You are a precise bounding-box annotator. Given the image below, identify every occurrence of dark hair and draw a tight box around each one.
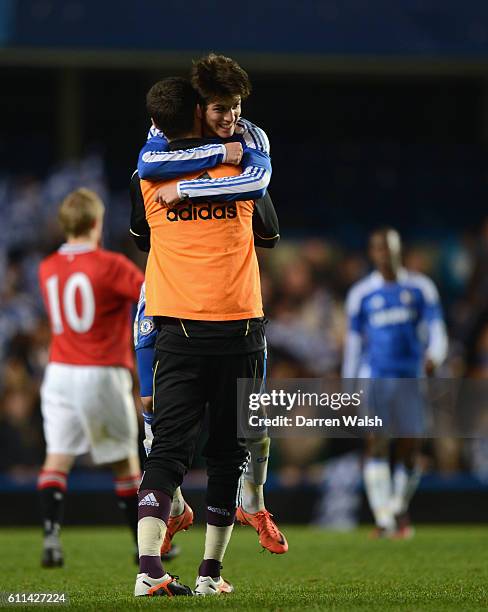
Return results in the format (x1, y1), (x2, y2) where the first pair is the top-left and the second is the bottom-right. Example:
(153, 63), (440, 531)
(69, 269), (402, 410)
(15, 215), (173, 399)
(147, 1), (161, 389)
(146, 77), (199, 138)
(191, 53), (251, 104)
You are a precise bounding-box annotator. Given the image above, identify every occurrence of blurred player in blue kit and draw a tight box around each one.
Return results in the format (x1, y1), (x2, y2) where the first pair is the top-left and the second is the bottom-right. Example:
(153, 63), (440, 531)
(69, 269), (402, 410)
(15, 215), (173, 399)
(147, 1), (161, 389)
(343, 228), (448, 537)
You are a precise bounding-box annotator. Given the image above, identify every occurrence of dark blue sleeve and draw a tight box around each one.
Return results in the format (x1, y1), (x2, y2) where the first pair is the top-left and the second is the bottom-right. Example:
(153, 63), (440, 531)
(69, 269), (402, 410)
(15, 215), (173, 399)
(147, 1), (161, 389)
(179, 146), (272, 204)
(137, 135), (227, 180)
(241, 147), (272, 172)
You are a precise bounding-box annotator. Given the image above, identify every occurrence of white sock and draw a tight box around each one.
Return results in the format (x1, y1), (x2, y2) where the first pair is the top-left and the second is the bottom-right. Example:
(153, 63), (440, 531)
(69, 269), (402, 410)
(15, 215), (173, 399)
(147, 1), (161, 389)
(391, 463), (421, 516)
(242, 437), (270, 513)
(363, 458), (394, 529)
(170, 487), (185, 517)
(242, 480), (265, 513)
(203, 524), (234, 563)
(137, 516), (166, 556)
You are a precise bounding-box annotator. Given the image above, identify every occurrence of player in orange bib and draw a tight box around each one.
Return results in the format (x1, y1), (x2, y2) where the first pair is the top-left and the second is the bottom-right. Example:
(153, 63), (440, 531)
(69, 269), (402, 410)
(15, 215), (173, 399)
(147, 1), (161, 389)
(131, 55), (287, 571)
(133, 75), (283, 598)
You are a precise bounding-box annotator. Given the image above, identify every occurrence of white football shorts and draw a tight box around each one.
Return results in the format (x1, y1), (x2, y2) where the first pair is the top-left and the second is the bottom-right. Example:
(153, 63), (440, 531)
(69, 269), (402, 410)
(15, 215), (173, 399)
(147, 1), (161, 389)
(40, 363), (139, 464)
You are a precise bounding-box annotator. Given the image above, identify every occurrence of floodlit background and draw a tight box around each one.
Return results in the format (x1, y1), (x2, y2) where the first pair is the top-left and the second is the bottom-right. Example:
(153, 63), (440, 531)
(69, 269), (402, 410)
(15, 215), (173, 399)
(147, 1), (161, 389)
(1, 0), (488, 527)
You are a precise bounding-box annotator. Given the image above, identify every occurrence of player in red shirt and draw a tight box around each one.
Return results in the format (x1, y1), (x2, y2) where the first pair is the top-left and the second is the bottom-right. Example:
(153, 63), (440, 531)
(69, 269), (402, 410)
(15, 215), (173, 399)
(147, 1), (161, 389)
(37, 188), (144, 567)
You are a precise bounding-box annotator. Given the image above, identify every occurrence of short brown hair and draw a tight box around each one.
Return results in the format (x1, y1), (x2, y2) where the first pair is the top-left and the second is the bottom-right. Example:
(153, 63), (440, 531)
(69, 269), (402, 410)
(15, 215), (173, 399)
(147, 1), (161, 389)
(58, 188), (104, 237)
(191, 53), (251, 104)
(146, 77), (199, 138)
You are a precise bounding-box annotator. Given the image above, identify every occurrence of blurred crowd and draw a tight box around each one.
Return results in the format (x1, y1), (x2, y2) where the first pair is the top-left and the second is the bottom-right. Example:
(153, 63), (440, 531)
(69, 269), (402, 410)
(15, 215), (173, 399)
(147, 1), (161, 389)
(1, 158), (488, 497)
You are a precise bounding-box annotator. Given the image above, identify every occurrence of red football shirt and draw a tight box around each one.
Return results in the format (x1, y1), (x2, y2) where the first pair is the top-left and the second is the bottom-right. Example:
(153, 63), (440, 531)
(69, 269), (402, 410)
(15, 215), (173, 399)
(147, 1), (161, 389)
(39, 243), (144, 368)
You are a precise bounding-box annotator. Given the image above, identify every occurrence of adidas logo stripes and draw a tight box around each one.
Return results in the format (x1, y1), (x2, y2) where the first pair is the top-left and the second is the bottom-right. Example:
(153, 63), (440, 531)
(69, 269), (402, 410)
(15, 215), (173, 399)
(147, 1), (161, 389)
(138, 492), (159, 507)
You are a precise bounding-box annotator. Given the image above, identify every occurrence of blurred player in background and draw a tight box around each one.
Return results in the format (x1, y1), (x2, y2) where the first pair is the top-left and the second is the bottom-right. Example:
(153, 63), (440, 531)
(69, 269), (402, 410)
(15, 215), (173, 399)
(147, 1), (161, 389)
(343, 227), (448, 537)
(130, 53), (286, 560)
(38, 189), (144, 567)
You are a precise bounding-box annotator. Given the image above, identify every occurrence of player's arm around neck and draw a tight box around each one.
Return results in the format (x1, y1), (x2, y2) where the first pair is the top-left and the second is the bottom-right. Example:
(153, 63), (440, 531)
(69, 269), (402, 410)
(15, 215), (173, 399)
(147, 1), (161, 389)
(176, 120), (272, 203)
(139, 119), (270, 202)
(138, 128), (231, 181)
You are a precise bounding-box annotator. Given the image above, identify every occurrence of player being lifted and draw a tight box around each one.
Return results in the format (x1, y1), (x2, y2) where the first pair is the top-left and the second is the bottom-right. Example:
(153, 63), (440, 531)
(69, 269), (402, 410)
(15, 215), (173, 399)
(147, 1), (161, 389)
(38, 189), (144, 567)
(343, 228), (448, 538)
(130, 53), (287, 557)
(131, 74), (282, 596)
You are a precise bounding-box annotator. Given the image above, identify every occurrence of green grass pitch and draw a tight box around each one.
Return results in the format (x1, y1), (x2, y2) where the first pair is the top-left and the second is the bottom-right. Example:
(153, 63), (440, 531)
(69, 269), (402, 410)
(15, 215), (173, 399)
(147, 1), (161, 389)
(0, 525), (487, 610)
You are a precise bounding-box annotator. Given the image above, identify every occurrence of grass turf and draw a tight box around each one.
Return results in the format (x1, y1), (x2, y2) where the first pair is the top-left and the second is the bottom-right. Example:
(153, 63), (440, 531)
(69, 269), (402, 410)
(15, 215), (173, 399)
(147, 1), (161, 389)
(0, 525), (487, 610)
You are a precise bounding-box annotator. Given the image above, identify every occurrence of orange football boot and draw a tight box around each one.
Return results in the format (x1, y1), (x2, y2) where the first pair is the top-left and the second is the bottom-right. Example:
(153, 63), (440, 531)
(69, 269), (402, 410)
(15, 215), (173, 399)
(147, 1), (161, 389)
(236, 507), (288, 554)
(392, 513), (415, 540)
(161, 502), (194, 554)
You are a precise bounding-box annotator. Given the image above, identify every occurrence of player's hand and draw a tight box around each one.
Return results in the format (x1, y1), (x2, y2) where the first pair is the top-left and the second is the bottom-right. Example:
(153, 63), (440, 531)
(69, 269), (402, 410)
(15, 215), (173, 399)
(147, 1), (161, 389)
(224, 142), (243, 165)
(155, 184), (184, 208)
(425, 358), (436, 377)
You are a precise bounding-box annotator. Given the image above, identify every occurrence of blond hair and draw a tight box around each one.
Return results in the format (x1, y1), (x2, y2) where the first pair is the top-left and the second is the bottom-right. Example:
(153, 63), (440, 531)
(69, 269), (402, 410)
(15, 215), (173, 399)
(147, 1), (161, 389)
(58, 188), (105, 238)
